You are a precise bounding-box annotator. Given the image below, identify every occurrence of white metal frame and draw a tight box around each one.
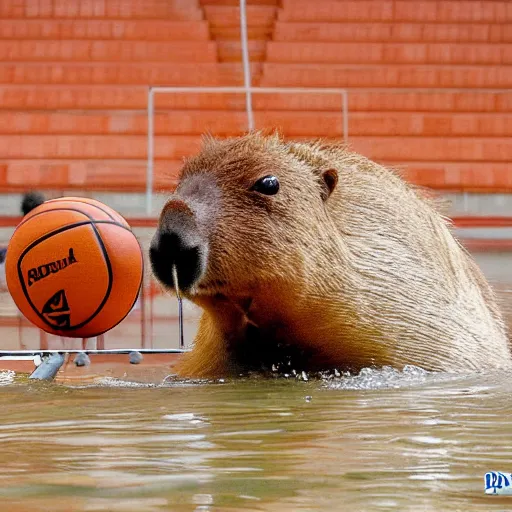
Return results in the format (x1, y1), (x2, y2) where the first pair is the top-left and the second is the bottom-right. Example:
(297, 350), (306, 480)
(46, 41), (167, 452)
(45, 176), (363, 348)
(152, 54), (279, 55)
(145, 0), (348, 214)
(146, 86), (349, 215)
(239, 0), (254, 131)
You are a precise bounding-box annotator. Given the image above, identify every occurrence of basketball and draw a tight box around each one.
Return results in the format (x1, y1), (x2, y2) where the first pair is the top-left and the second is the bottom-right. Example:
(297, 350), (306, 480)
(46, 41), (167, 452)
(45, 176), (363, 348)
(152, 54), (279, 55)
(5, 197), (143, 338)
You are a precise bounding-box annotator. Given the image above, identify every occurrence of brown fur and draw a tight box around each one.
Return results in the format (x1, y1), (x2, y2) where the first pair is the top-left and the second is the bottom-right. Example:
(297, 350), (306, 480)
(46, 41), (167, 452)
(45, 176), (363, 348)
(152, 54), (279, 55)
(159, 133), (511, 377)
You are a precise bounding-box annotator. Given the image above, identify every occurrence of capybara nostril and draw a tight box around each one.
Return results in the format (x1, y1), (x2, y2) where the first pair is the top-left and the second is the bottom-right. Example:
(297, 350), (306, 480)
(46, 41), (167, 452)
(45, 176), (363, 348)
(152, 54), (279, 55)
(150, 230), (205, 292)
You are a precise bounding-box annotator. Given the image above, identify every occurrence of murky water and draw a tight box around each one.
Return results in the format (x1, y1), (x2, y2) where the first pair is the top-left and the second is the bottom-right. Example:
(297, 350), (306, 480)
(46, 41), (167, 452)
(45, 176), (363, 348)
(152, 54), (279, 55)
(0, 368), (511, 511)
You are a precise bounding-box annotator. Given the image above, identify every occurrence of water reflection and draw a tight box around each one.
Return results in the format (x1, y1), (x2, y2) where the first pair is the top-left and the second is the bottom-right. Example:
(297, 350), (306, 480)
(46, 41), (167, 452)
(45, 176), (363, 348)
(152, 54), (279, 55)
(0, 370), (511, 511)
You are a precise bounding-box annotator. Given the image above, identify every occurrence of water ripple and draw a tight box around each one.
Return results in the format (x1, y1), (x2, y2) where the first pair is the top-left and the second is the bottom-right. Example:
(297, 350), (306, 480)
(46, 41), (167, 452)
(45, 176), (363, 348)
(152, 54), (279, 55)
(0, 372), (510, 510)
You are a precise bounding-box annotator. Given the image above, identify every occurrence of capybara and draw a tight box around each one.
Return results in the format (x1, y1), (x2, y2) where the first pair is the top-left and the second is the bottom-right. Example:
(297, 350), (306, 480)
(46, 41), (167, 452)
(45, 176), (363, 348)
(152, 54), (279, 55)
(150, 133), (511, 377)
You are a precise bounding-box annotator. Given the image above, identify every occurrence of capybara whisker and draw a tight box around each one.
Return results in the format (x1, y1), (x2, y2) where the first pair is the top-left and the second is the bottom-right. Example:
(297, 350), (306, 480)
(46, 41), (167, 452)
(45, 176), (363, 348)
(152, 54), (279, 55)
(172, 265), (185, 350)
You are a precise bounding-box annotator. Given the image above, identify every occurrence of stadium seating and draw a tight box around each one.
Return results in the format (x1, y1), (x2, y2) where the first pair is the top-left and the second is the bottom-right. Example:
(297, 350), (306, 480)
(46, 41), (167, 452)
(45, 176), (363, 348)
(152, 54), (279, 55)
(202, 1), (278, 64)
(0, 0), (510, 193)
(260, 0), (512, 191)
(0, 0), (245, 191)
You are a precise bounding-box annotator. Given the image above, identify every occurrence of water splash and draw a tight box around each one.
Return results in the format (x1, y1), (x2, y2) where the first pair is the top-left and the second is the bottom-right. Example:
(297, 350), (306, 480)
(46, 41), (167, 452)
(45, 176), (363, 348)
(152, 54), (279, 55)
(0, 371), (15, 386)
(83, 377), (158, 388)
(323, 365), (439, 390)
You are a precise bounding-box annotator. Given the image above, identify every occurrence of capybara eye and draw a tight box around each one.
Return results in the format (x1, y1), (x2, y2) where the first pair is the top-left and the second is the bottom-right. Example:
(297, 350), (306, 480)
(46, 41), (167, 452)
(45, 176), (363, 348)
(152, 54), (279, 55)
(251, 175), (280, 196)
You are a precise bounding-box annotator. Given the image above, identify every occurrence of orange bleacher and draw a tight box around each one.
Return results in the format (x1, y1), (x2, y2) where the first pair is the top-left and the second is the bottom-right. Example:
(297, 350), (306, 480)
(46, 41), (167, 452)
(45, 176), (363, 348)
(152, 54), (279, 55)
(0, 0), (245, 192)
(261, 0), (512, 191)
(201, 0), (278, 65)
(0, 0), (510, 193)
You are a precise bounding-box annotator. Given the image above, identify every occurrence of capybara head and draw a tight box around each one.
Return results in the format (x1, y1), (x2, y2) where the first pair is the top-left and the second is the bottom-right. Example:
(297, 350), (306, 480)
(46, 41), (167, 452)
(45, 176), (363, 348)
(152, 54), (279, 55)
(150, 133), (338, 299)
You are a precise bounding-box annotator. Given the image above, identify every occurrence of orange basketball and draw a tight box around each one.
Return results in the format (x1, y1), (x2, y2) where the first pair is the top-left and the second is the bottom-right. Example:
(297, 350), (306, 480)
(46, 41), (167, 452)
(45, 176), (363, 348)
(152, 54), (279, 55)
(5, 197), (143, 338)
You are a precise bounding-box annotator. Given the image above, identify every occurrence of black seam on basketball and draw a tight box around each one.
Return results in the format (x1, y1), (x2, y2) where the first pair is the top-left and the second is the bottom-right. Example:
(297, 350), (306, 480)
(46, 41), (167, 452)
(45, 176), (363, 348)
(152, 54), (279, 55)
(45, 198), (120, 223)
(16, 220), (121, 332)
(84, 237), (144, 337)
(15, 220), (133, 265)
(16, 208), (131, 234)
(16, 206), (128, 232)
(84, 221), (114, 333)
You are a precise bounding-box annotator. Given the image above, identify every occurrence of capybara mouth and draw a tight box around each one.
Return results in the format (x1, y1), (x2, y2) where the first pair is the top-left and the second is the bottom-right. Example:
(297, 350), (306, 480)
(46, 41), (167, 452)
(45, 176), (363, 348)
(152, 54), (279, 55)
(195, 280), (230, 295)
(149, 232), (204, 292)
(193, 290), (256, 320)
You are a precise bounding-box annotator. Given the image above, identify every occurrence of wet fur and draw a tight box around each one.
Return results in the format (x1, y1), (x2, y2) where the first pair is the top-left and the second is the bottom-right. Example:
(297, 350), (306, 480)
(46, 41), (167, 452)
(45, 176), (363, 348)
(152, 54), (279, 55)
(163, 133), (510, 376)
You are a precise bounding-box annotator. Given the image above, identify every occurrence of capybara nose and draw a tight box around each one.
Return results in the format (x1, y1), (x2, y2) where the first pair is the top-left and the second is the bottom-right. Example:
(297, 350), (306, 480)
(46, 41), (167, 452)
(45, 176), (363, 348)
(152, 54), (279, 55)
(149, 199), (207, 292)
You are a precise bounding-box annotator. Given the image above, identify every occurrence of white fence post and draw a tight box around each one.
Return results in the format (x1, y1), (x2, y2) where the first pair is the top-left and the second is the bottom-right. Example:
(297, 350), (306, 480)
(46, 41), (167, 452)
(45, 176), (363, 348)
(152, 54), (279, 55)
(239, 0), (254, 131)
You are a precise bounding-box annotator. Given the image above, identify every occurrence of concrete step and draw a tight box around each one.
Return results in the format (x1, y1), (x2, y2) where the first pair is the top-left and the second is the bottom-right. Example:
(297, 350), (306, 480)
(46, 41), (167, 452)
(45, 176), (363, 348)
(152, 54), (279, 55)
(0, 87), (509, 112)
(217, 40), (267, 62)
(0, 62), (260, 85)
(273, 21), (511, 43)
(0, 20), (211, 40)
(204, 5), (277, 27)
(261, 63), (512, 88)
(0, 0), (204, 20)
(2, 111), (511, 137)
(0, 134), (509, 162)
(0, 40), (218, 62)
(279, 0), (512, 23)
(267, 42), (512, 65)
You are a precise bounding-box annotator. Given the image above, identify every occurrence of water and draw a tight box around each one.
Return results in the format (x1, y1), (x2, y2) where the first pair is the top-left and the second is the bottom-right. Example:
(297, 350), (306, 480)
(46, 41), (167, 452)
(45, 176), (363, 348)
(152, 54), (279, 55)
(0, 368), (511, 511)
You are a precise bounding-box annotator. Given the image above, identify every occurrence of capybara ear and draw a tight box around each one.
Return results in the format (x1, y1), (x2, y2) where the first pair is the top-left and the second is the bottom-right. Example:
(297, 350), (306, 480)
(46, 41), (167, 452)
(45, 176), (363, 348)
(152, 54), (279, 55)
(320, 168), (338, 201)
